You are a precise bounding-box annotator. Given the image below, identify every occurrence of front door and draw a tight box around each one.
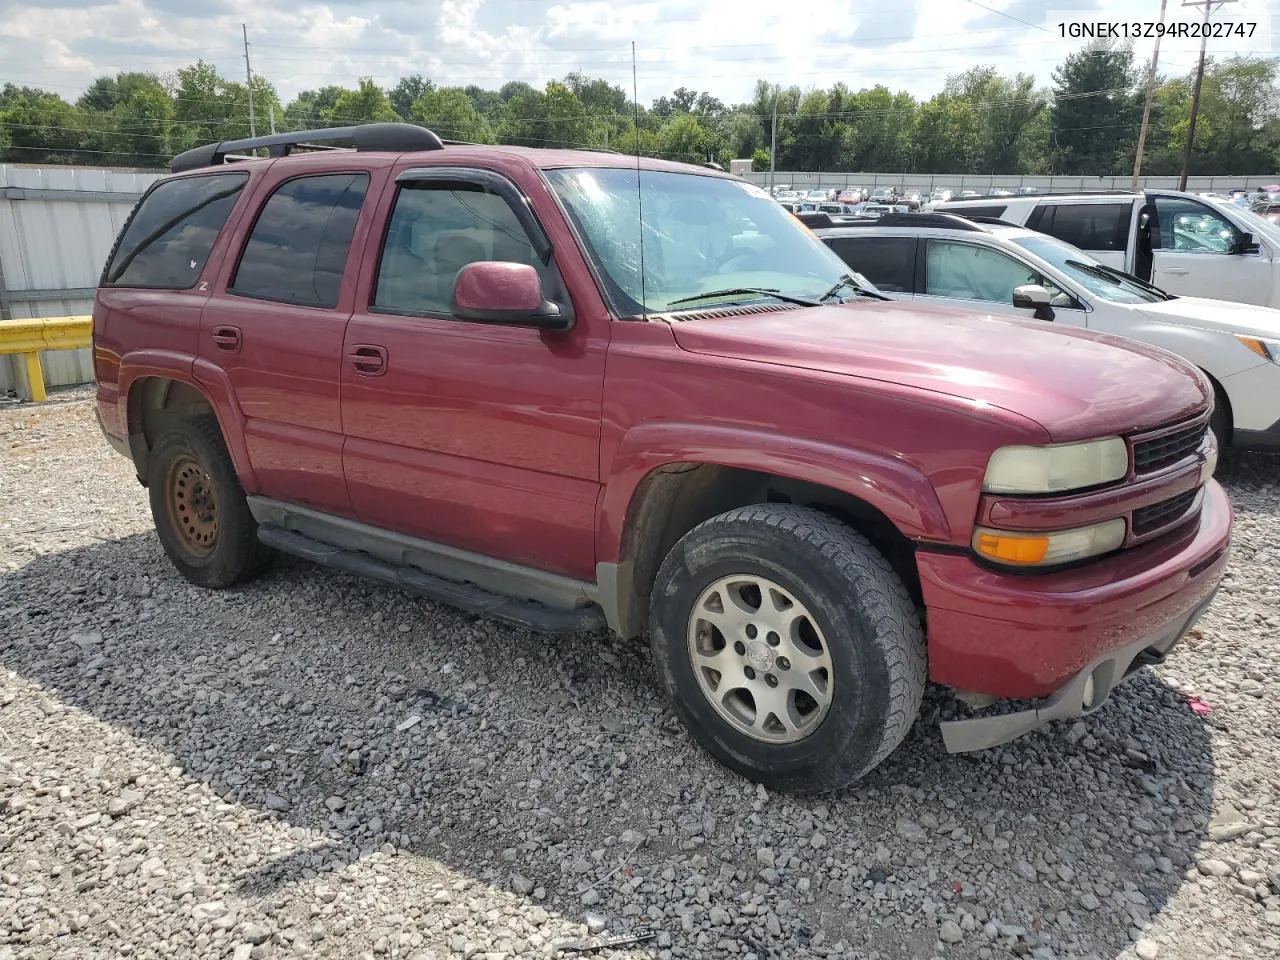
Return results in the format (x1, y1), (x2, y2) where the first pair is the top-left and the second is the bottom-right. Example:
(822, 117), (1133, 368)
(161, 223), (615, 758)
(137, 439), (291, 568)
(201, 169), (380, 515)
(914, 238), (1087, 328)
(1149, 194), (1273, 305)
(340, 167), (607, 582)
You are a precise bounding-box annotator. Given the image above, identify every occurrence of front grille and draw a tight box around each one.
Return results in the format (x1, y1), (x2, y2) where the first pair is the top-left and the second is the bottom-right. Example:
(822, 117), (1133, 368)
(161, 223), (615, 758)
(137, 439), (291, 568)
(1133, 422), (1205, 474)
(1132, 489), (1198, 536)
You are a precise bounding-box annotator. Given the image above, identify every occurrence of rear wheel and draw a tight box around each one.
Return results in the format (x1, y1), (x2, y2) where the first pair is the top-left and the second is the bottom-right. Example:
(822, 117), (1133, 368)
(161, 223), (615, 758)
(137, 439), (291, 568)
(648, 504), (926, 794)
(147, 415), (271, 588)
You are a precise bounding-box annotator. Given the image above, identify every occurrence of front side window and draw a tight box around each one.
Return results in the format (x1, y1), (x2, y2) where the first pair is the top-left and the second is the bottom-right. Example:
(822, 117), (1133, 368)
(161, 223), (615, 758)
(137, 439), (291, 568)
(103, 173), (247, 288)
(546, 168), (855, 315)
(924, 240), (1066, 305)
(374, 181), (544, 317)
(1034, 203), (1131, 251)
(231, 173), (369, 308)
(1153, 196), (1238, 253)
(826, 236), (916, 292)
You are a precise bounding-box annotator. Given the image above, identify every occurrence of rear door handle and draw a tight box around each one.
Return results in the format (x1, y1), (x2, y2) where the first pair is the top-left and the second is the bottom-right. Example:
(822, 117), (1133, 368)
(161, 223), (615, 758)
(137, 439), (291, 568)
(212, 325), (242, 352)
(1163, 267), (1190, 276)
(348, 344), (388, 376)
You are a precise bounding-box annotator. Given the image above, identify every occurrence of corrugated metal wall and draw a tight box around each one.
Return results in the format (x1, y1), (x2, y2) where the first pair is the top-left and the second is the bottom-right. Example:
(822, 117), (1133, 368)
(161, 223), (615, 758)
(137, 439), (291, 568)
(0, 164), (161, 394)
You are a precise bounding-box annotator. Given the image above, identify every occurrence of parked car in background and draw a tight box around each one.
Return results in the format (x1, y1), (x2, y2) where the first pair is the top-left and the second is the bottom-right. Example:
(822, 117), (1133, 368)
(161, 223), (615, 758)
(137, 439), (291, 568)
(91, 121), (1231, 791)
(987, 187), (1014, 197)
(850, 202), (894, 219)
(837, 189), (862, 205)
(935, 189), (1280, 308)
(1016, 187), (1040, 195)
(812, 211), (1280, 450)
(958, 190), (980, 199)
(869, 187), (898, 203)
(1254, 203), (1280, 225)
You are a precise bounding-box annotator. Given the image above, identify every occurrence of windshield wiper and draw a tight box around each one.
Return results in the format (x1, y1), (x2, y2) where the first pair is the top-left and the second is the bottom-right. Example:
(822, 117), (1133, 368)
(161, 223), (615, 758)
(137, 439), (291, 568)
(1065, 260), (1172, 299)
(666, 287), (819, 308)
(818, 272), (890, 302)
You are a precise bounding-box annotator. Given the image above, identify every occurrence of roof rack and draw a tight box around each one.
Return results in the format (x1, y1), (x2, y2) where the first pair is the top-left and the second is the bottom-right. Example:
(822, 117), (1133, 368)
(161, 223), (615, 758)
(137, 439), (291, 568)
(876, 212), (986, 231)
(960, 215), (1023, 228)
(170, 122), (445, 173)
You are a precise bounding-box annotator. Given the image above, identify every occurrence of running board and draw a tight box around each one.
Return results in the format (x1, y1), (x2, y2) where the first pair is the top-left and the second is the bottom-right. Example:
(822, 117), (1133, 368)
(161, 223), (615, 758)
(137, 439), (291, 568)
(257, 524), (606, 635)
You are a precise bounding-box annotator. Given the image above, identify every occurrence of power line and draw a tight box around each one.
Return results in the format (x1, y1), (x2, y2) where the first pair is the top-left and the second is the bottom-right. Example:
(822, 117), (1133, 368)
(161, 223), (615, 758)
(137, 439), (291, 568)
(961, 0), (1052, 33)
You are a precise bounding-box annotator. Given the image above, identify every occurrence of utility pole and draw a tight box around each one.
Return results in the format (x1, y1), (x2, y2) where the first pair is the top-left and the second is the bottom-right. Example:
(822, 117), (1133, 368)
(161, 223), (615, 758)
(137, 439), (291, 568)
(1178, 0), (1236, 190)
(242, 23), (256, 138)
(269, 105), (276, 135)
(769, 84), (779, 194)
(1132, 0), (1168, 190)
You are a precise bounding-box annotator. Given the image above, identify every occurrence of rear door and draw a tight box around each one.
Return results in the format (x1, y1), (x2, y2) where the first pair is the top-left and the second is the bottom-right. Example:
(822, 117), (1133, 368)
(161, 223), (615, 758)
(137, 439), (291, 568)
(201, 164), (388, 515)
(1148, 194), (1274, 305)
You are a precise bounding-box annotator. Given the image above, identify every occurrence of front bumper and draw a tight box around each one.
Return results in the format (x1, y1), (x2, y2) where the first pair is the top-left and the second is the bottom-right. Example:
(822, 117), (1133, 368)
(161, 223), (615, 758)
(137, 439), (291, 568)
(938, 587), (1216, 752)
(918, 479), (1232, 701)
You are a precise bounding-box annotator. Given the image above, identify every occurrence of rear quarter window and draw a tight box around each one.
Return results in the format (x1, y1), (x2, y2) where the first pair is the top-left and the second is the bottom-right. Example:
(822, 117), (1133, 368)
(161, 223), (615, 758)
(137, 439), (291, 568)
(824, 236), (917, 292)
(102, 173), (248, 289)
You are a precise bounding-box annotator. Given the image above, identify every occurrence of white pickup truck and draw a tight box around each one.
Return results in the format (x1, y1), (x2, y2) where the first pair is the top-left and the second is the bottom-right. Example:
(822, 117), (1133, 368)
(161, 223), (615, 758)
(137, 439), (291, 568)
(934, 189), (1280, 308)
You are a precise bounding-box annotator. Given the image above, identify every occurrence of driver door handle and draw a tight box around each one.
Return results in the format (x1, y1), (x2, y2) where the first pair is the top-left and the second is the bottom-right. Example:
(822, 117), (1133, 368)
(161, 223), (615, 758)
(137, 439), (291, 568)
(348, 344), (388, 376)
(1163, 267), (1189, 276)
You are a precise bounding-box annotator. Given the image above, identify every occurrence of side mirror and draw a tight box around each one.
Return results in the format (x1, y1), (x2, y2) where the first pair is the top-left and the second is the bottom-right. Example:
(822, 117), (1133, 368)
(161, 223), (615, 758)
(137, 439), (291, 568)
(451, 261), (572, 331)
(1232, 231), (1260, 255)
(1012, 284), (1055, 321)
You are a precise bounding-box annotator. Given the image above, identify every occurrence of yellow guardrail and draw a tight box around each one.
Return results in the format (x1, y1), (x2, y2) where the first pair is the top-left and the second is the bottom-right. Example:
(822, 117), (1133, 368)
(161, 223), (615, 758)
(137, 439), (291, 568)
(0, 316), (92, 403)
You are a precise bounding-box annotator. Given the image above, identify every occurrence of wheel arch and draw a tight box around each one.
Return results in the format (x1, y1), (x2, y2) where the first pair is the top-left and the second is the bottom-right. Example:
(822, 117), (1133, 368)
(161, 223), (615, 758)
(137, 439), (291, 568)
(597, 441), (946, 638)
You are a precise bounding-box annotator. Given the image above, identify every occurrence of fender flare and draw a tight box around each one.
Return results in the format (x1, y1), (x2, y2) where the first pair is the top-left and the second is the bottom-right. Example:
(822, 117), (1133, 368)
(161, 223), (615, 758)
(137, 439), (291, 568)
(116, 351), (258, 491)
(596, 421), (952, 564)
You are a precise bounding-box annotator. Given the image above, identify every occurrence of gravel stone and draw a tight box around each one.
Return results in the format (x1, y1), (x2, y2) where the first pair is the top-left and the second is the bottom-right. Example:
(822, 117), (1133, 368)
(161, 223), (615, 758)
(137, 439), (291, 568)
(3, 395), (1279, 960)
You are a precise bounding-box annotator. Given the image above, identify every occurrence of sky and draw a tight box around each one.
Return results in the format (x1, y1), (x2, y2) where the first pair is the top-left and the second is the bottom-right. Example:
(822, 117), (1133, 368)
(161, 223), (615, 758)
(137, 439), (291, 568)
(0, 0), (1275, 108)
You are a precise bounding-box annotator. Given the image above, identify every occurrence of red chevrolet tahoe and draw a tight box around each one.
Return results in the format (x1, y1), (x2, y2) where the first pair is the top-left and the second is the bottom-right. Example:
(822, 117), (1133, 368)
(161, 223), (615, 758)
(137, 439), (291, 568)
(92, 123), (1232, 793)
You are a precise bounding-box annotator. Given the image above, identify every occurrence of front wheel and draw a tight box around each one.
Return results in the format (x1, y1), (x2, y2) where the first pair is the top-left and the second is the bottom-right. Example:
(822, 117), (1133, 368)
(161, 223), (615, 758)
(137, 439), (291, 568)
(648, 504), (926, 794)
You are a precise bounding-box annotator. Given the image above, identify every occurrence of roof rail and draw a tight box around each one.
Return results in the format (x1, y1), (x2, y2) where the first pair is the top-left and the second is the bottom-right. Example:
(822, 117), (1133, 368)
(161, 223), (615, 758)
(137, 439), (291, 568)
(960, 215), (1023, 227)
(876, 212), (986, 231)
(170, 122), (444, 173)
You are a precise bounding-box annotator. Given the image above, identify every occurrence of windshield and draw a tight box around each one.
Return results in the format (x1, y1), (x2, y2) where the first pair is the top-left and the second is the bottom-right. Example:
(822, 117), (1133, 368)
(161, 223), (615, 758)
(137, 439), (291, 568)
(1013, 234), (1164, 304)
(546, 168), (859, 315)
(1208, 197), (1280, 245)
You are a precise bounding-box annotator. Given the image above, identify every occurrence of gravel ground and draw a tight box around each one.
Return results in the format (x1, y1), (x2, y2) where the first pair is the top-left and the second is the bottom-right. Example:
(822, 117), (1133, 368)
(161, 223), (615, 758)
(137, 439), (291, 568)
(2, 391), (1280, 960)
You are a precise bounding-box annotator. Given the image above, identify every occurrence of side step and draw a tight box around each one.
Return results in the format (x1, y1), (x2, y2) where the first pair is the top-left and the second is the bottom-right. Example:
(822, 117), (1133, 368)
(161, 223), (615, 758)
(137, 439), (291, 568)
(257, 524), (606, 635)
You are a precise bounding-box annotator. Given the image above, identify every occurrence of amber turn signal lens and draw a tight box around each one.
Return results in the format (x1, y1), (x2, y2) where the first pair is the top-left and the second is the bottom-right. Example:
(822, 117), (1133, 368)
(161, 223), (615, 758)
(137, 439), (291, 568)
(974, 532), (1050, 565)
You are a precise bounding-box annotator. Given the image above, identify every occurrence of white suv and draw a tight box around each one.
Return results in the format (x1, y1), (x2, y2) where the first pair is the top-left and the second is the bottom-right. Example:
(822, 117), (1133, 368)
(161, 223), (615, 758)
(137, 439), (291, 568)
(810, 212), (1280, 451)
(933, 189), (1280, 309)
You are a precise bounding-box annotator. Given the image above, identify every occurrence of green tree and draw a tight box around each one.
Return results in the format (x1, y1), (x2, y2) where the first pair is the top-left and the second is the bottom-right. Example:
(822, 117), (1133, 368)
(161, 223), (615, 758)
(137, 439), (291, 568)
(843, 85), (916, 171)
(660, 112), (713, 163)
(463, 85), (505, 125)
(388, 74), (432, 120)
(325, 78), (399, 125)
(1050, 42), (1140, 174)
(1193, 56), (1280, 173)
(751, 147), (771, 171)
(0, 86), (86, 163)
(411, 87), (494, 143)
(79, 72), (175, 167)
(171, 61), (256, 146)
(946, 67), (1046, 173)
(284, 86), (347, 130)
(914, 93), (981, 172)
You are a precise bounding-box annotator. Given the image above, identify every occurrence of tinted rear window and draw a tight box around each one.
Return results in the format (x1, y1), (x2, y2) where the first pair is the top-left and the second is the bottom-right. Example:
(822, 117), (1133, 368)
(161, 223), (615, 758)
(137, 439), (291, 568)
(103, 173), (247, 288)
(231, 173), (370, 308)
(1031, 202), (1131, 251)
(825, 236), (917, 292)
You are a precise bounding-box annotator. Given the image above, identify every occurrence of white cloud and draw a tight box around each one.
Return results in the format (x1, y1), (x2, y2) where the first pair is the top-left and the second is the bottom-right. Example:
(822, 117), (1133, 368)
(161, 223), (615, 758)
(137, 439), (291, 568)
(0, 0), (1273, 106)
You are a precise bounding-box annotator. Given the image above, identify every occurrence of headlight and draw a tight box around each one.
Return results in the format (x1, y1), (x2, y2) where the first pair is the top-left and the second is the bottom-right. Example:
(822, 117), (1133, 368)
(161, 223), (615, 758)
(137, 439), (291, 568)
(1236, 334), (1280, 364)
(974, 518), (1126, 567)
(982, 438), (1128, 495)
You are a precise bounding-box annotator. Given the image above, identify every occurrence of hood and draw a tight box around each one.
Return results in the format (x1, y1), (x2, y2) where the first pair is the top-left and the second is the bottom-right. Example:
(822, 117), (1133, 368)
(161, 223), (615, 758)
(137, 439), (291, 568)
(1136, 296), (1280, 339)
(669, 301), (1209, 442)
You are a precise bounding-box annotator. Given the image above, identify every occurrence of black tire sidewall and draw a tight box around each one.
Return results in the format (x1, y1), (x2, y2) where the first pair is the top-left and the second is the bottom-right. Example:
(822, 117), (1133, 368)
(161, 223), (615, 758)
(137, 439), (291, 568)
(651, 526), (896, 791)
(147, 418), (260, 588)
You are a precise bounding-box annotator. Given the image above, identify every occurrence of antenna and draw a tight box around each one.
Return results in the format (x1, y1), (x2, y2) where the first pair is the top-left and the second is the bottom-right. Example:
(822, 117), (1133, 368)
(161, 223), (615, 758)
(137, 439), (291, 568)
(242, 23), (256, 138)
(632, 41), (648, 320)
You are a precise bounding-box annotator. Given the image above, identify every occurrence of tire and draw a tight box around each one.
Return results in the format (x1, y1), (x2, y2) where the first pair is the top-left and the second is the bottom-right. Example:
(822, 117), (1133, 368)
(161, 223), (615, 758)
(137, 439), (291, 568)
(147, 415), (271, 589)
(1210, 394), (1231, 454)
(648, 504), (926, 794)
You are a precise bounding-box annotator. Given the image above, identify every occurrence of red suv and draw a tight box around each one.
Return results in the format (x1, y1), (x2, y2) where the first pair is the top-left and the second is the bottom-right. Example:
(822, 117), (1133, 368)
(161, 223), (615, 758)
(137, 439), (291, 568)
(93, 123), (1231, 792)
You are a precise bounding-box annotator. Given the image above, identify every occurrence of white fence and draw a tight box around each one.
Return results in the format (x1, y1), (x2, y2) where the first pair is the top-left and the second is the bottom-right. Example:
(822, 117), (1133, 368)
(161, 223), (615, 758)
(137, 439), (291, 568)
(0, 164), (160, 396)
(745, 172), (1279, 192)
